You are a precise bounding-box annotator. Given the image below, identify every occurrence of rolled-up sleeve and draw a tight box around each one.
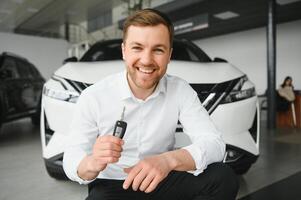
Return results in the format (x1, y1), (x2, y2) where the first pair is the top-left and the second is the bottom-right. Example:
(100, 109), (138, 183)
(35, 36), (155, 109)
(179, 82), (226, 175)
(63, 90), (99, 184)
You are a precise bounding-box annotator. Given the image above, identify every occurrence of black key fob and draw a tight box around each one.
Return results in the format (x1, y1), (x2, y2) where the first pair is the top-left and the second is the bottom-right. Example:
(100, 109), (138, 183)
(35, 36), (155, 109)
(113, 120), (127, 139)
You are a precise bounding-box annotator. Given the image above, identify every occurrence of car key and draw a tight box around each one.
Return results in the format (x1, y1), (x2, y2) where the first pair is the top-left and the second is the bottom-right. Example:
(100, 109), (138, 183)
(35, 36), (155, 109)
(113, 106), (127, 139)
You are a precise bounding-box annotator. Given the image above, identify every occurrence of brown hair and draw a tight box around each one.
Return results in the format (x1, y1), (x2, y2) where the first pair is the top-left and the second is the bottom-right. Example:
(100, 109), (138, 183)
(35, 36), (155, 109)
(281, 76), (293, 88)
(123, 8), (174, 48)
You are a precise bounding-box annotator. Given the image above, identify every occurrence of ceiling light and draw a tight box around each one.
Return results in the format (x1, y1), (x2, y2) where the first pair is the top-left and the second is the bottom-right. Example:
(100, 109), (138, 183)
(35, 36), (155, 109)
(277, 0), (301, 5)
(214, 11), (239, 20)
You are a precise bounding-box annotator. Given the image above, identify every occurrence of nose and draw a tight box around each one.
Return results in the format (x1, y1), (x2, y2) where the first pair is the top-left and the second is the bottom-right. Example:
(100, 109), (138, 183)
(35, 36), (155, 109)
(139, 50), (153, 66)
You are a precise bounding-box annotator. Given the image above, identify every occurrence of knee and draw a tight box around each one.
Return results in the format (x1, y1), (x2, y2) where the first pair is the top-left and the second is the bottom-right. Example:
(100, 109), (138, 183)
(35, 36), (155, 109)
(208, 163), (239, 195)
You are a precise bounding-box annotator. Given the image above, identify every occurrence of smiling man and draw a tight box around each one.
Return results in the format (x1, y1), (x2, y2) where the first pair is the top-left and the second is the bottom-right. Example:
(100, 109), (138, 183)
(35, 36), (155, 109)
(63, 9), (239, 200)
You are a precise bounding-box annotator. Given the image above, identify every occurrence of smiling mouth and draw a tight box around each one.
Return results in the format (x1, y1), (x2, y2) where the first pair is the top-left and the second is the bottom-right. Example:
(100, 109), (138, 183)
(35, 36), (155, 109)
(137, 67), (155, 74)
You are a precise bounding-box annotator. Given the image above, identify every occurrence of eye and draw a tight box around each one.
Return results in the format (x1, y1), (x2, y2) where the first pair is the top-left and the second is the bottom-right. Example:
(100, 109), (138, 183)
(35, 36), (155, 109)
(132, 46), (142, 51)
(154, 48), (164, 54)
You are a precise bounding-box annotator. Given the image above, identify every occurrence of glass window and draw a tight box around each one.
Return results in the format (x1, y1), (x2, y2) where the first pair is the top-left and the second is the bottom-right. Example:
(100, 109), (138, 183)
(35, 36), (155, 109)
(171, 41), (211, 62)
(171, 43), (192, 61)
(16, 59), (34, 79)
(28, 63), (40, 77)
(81, 41), (122, 61)
(0, 57), (20, 79)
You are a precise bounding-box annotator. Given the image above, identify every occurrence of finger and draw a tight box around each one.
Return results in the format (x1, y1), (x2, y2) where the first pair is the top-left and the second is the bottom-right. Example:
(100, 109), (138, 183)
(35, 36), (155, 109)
(97, 135), (124, 145)
(96, 156), (119, 164)
(95, 150), (121, 158)
(145, 176), (162, 193)
(95, 142), (123, 152)
(123, 166), (142, 190)
(139, 173), (156, 192)
(132, 170), (148, 191)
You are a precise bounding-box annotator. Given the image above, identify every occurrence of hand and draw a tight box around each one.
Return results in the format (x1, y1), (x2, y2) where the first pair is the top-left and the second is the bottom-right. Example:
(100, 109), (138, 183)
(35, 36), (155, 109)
(90, 135), (124, 171)
(78, 135), (124, 180)
(123, 154), (172, 193)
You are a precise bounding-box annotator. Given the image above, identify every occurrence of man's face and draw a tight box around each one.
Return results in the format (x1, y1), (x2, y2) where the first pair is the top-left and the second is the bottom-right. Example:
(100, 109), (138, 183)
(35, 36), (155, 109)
(122, 24), (172, 92)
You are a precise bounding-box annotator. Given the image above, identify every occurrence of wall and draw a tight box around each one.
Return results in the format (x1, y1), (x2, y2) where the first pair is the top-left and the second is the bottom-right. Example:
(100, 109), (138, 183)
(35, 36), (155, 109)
(194, 19), (301, 95)
(0, 32), (69, 80)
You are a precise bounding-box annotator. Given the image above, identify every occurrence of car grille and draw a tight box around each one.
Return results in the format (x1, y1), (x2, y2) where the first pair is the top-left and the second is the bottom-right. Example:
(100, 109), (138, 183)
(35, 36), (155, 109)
(249, 110), (258, 143)
(65, 79), (92, 93)
(65, 77), (243, 134)
(65, 77), (240, 115)
(175, 78), (240, 132)
(190, 77), (241, 114)
(44, 113), (54, 145)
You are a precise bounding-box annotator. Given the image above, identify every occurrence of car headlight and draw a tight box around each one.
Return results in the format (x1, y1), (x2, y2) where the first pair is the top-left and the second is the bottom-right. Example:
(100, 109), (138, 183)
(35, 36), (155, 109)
(221, 75), (256, 104)
(43, 75), (80, 103)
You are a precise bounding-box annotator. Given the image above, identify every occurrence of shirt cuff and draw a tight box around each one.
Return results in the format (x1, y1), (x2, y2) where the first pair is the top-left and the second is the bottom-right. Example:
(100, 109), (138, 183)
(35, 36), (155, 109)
(182, 144), (207, 176)
(63, 150), (96, 185)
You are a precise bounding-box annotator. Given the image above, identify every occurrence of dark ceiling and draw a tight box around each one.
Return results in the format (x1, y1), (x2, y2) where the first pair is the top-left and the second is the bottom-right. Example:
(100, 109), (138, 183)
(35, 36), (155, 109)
(0, 0), (300, 41)
(161, 0), (301, 40)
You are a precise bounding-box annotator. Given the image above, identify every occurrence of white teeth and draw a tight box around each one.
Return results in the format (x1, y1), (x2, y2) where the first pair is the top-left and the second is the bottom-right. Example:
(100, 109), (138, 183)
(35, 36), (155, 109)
(138, 68), (154, 74)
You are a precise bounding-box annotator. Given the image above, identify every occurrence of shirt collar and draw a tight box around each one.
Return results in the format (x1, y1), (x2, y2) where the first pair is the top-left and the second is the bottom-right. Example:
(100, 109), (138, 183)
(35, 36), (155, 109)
(119, 70), (167, 101)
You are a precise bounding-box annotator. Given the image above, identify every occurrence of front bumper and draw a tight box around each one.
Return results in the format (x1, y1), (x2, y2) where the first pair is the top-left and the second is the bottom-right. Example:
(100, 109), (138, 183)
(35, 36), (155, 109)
(175, 96), (259, 154)
(40, 95), (75, 159)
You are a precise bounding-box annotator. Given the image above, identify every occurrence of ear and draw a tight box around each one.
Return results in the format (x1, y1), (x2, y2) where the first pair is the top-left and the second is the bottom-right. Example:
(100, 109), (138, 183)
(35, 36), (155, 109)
(121, 43), (125, 60)
(168, 48), (173, 63)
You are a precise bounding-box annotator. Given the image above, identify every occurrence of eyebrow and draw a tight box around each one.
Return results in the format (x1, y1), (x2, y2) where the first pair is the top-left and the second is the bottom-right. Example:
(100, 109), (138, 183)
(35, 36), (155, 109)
(129, 42), (168, 50)
(129, 42), (143, 46)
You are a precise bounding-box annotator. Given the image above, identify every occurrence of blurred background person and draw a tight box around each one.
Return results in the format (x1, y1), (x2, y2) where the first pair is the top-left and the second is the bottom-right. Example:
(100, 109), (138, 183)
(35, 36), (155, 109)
(278, 76), (295, 102)
(277, 76), (296, 127)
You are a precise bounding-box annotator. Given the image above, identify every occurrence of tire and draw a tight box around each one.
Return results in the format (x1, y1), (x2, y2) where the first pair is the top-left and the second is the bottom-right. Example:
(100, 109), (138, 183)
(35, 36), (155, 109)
(0, 106), (3, 132)
(31, 97), (41, 126)
(44, 160), (69, 180)
(31, 112), (40, 126)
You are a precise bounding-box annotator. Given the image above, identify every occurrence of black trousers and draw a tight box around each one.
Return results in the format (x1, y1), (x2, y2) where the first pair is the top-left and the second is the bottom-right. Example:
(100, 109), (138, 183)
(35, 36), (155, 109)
(86, 162), (239, 200)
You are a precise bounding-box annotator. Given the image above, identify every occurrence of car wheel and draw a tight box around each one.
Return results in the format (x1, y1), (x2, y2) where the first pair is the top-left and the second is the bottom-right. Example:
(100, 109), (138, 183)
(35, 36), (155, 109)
(31, 97), (41, 126)
(0, 108), (2, 132)
(44, 160), (69, 180)
(31, 113), (40, 126)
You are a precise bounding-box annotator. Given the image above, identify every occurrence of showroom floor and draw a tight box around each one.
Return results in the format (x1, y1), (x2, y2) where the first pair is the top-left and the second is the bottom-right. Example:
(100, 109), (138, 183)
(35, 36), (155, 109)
(0, 118), (300, 200)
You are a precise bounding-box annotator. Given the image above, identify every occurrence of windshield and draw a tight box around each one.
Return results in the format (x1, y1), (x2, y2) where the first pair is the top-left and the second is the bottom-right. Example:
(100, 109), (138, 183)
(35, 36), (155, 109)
(80, 39), (212, 62)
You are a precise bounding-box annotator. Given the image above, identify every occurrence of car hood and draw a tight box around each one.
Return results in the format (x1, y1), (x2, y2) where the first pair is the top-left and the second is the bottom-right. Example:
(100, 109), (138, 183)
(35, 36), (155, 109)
(55, 60), (244, 84)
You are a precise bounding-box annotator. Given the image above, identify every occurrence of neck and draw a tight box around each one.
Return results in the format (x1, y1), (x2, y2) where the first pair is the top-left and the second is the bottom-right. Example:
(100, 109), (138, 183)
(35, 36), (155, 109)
(127, 73), (157, 100)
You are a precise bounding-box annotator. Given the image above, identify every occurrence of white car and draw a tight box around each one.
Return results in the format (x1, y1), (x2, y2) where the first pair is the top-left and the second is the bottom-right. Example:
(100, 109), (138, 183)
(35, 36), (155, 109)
(40, 39), (260, 179)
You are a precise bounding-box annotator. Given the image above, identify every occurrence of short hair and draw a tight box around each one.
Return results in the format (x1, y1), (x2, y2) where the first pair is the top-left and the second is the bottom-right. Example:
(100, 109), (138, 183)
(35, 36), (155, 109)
(123, 8), (174, 48)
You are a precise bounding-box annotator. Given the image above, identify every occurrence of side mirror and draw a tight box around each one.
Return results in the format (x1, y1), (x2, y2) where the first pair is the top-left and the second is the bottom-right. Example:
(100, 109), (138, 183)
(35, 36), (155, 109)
(63, 56), (78, 64)
(213, 57), (228, 63)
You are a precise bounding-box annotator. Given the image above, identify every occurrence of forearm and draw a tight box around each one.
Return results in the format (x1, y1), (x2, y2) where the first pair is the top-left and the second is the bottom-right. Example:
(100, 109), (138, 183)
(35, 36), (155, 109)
(162, 149), (196, 171)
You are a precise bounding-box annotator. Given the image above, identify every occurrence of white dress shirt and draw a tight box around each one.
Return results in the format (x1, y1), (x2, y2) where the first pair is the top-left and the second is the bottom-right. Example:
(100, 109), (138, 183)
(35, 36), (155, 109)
(63, 71), (225, 184)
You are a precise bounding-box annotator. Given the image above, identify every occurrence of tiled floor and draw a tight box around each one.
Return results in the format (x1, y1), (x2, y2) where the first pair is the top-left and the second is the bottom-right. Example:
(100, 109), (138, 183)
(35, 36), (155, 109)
(0, 118), (300, 200)
(239, 171), (301, 200)
(237, 124), (301, 198)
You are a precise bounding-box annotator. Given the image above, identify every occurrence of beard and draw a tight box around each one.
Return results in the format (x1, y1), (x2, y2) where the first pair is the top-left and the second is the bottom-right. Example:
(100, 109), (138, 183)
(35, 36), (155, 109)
(127, 61), (166, 88)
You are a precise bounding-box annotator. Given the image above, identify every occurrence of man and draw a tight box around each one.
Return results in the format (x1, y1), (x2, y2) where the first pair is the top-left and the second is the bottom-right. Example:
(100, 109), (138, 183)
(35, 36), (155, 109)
(63, 8), (239, 200)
